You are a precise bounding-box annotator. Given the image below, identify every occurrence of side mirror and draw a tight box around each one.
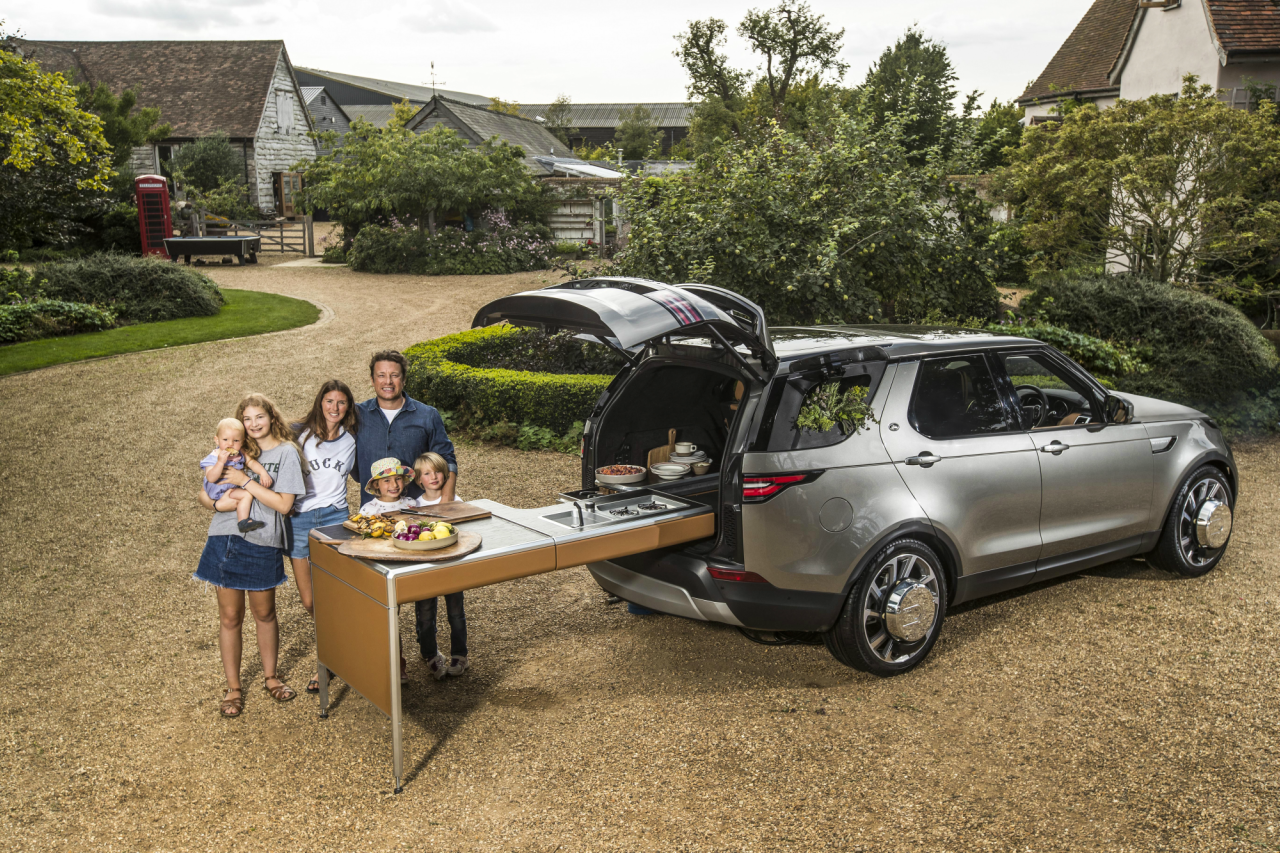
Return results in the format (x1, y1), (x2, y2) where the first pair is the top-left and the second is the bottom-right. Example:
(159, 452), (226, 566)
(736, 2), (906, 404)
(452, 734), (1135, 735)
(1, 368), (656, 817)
(1104, 394), (1132, 424)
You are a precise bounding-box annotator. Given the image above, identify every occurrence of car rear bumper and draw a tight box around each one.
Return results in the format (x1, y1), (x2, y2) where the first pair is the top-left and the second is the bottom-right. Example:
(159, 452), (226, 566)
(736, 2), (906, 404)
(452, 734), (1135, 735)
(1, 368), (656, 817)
(587, 551), (845, 632)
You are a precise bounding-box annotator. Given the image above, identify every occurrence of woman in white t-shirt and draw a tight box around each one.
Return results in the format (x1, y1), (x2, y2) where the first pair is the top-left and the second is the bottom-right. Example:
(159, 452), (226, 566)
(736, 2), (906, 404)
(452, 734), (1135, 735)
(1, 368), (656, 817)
(288, 380), (358, 624)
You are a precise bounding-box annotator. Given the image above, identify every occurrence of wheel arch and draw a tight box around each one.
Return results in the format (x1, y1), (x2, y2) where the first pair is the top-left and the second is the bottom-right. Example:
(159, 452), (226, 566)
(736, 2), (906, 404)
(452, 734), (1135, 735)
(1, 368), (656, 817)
(839, 519), (962, 606)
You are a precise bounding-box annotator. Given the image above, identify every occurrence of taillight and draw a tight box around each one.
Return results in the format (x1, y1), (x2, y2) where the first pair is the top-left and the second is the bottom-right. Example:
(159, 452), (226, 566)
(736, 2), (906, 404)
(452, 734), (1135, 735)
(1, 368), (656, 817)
(741, 470), (822, 502)
(707, 566), (768, 583)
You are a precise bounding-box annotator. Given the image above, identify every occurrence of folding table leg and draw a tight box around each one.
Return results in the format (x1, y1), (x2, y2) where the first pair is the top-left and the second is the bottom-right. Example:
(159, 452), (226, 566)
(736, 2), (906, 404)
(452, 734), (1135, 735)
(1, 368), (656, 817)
(388, 599), (404, 794)
(317, 661), (330, 719)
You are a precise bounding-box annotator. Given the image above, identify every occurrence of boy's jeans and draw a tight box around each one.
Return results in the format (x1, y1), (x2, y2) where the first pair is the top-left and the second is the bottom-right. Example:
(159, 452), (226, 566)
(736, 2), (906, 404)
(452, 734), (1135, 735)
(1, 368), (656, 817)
(415, 593), (468, 659)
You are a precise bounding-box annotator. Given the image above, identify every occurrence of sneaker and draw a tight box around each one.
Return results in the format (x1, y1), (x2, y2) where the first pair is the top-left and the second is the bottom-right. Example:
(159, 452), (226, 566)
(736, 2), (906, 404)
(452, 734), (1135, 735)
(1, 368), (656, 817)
(238, 518), (266, 533)
(446, 655), (470, 676)
(424, 652), (448, 681)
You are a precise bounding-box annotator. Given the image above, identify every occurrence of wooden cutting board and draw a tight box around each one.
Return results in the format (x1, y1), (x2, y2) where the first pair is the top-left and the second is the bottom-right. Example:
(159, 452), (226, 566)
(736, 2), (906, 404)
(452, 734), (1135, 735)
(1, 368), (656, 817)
(342, 501), (492, 533)
(336, 531), (483, 563)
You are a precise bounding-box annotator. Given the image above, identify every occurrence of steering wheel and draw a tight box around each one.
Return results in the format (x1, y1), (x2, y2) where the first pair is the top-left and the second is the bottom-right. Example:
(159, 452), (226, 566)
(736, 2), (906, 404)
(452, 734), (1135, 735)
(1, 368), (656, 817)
(1014, 384), (1050, 428)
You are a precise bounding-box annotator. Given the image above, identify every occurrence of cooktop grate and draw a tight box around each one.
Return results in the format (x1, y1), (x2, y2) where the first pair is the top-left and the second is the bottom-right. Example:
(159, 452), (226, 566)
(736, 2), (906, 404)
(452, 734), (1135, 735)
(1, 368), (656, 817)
(609, 506), (640, 517)
(638, 501), (669, 511)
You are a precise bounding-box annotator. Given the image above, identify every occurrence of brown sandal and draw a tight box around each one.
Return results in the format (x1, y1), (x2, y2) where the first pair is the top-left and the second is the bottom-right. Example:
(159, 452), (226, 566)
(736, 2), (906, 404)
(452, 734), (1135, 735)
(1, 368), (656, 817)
(220, 687), (244, 718)
(265, 676), (296, 702)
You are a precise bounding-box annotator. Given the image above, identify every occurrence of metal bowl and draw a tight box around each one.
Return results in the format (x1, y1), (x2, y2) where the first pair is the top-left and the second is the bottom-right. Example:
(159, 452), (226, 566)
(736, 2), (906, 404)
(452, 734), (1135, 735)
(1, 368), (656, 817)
(391, 532), (459, 551)
(595, 466), (648, 485)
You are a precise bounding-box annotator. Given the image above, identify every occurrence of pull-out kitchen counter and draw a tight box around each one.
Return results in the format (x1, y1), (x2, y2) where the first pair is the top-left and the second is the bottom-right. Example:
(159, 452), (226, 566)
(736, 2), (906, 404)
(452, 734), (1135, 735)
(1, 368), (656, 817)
(309, 495), (714, 792)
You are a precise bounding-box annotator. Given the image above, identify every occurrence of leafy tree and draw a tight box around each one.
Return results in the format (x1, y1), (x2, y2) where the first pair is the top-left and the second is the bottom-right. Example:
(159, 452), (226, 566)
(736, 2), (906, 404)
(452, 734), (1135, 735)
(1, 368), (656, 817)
(0, 48), (112, 249)
(856, 28), (978, 165)
(971, 98), (1023, 172)
(674, 1), (847, 148)
(172, 132), (241, 193)
(610, 109), (1006, 325)
(76, 83), (170, 169)
(542, 94), (576, 148)
(995, 76), (1280, 287)
(298, 120), (545, 238)
(613, 105), (662, 159)
(488, 96), (521, 116)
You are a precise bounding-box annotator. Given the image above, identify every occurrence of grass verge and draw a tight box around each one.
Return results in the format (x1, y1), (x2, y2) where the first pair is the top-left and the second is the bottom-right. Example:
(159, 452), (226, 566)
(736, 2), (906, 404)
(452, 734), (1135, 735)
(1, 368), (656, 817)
(0, 288), (319, 376)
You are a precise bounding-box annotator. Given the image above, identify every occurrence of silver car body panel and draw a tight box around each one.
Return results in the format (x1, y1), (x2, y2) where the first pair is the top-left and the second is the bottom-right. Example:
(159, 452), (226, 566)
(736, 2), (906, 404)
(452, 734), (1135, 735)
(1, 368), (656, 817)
(879, 360), (1045, 575)
(587, 561), (744, 625)
(1114, 391), (1207, 424)
(1031, 422), (1153, 560)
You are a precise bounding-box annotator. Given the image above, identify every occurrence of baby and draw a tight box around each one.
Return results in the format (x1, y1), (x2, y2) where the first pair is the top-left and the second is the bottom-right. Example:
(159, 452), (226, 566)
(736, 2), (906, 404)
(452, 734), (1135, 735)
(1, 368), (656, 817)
(413, 452), (461, 506)
(359, 457), (419, 516)
(201, 417), (273, 533)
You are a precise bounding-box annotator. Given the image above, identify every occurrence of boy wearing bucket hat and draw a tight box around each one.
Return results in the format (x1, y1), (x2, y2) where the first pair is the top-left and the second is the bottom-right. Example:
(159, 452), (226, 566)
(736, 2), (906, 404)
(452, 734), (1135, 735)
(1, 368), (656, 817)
(358, 457), (420, 516)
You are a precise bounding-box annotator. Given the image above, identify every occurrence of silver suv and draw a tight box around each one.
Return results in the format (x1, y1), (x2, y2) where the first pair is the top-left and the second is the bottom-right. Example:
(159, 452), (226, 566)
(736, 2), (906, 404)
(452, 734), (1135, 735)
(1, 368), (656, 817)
(475, 279), (1238, 675)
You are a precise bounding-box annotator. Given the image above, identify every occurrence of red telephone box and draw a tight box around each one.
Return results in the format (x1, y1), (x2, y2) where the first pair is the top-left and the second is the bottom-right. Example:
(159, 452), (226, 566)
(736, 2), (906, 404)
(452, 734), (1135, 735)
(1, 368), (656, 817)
(135, 175), (173, 257)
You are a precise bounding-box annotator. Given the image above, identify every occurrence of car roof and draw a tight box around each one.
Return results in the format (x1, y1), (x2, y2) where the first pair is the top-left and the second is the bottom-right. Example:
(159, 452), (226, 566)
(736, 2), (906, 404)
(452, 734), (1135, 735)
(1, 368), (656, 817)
(770, 325), (1042, 362)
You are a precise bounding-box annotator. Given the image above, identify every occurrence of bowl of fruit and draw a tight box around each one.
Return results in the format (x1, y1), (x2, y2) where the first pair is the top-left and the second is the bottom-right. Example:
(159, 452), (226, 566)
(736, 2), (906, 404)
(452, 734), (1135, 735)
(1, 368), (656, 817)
(595, 464), (647, 486)
(390, 519), (459, 551)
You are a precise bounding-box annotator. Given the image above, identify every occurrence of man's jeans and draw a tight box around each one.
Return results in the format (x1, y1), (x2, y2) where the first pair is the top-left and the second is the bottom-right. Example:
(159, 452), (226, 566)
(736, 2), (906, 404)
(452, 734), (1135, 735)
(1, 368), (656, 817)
(415, 593), (468, 659)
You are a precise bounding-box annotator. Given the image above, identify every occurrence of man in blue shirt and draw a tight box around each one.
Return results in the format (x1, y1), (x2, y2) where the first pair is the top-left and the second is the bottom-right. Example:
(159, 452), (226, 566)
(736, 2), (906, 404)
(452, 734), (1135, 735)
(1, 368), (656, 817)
(353, 350), (456, 506)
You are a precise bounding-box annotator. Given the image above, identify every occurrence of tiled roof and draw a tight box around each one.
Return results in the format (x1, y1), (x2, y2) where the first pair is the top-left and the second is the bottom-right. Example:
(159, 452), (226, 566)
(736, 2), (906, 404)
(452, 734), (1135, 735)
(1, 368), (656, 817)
(416, 97), (569, 156)
(1018, 0), (1137, 103)
(345, 104), (401, 129)
(13, 39), (287, 138)
(1207, 0), (1280, 56)
(295, 67), (490, 107)
(517, 103), (693, 128)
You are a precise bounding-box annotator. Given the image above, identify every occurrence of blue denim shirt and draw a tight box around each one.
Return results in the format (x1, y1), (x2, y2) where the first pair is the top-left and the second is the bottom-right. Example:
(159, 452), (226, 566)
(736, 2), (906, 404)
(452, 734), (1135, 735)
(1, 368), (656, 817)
(353, 396), (457, 505)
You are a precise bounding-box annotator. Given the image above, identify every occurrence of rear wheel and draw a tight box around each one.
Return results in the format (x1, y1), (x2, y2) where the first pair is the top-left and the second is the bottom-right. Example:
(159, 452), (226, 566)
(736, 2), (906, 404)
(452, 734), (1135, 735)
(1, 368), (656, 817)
(824, 538), (947, 676)
(1147, 464), (1234, 577)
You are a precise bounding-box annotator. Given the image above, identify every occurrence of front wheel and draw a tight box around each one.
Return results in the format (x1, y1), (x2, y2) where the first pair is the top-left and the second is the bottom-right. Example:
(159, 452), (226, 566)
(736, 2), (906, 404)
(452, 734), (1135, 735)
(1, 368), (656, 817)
(1147, 464), (1234, 577)
(824, 538), (948, 676)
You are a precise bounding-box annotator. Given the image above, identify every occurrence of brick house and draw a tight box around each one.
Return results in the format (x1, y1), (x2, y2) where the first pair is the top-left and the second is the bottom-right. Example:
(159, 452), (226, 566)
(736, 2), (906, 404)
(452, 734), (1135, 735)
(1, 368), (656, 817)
(12, 39), (317, 215)
(1018, 0), (1280, 121)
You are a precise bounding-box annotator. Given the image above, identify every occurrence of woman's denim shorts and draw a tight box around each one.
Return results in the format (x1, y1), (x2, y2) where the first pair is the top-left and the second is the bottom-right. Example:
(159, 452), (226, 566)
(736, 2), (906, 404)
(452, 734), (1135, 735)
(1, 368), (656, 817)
(195, 535), (286, 591)
(286, 503), (349, 560)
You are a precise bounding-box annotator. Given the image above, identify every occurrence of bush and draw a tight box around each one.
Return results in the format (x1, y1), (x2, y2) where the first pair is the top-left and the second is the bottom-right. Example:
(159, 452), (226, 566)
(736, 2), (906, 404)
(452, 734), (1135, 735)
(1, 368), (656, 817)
(321, 244), (346, 264)
(18, 247), (87, 264)
(1025, 275), (1279, 431)
(0, 299), (116, 343)
(404, 325), (618, 438)
(349, 220), (553, 276)
(33, 254), (223, 323)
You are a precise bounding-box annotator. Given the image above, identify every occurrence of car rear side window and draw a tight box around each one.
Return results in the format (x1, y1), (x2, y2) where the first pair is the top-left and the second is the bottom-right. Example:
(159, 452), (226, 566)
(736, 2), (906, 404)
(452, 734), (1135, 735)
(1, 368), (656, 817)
(750, 362), (886, 452)
(909, 354), (1011, 438)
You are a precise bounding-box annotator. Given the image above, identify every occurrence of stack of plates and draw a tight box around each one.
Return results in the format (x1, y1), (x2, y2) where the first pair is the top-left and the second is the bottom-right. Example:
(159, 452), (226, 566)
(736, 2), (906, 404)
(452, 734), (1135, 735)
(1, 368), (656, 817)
(668, 451), (707, 464)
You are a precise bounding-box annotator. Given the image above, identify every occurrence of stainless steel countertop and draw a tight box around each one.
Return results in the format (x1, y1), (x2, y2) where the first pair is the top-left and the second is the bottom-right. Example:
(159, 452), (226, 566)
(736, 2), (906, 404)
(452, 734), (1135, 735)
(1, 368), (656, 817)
(315, 496), (713, 579)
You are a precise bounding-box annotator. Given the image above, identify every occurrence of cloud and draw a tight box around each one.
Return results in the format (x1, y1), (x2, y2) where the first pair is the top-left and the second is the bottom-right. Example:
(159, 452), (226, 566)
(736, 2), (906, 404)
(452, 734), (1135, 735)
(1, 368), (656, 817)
(91, 0), (268, 26)
(402, 1), (497, 34)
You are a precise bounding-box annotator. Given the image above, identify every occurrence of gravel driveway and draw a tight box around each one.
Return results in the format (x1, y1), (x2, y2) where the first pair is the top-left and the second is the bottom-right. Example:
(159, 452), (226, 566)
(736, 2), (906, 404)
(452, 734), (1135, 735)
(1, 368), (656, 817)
(1, 262), (1277, 852)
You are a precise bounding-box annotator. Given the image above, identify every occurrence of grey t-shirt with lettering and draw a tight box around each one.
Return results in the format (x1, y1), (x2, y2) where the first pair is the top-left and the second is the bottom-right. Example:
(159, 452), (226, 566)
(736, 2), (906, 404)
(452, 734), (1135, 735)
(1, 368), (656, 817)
(207, 442), (305, 549)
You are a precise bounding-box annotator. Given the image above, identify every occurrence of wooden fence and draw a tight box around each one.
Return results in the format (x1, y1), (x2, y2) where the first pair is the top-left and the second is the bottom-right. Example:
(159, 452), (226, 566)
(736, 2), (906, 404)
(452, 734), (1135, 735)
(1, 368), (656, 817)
(186, 211), (315, 256)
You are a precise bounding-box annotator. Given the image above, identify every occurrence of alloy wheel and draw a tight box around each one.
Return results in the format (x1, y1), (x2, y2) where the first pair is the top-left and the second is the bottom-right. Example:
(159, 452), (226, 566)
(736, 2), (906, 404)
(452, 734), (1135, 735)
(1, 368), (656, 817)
(860, 552), (941, 664)
(1178, 477), (1229, 568)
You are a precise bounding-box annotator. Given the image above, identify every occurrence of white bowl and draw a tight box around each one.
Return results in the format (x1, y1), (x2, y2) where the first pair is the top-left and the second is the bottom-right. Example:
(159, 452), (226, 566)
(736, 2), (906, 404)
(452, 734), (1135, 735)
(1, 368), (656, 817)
(650, 462), (691, 480)
(595, 466), (648, 485)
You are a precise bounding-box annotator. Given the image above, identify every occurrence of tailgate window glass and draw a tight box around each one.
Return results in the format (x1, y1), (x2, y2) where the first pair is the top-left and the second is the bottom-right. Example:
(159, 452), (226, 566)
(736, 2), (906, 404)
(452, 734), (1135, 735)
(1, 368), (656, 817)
(751, 363), (885, 452)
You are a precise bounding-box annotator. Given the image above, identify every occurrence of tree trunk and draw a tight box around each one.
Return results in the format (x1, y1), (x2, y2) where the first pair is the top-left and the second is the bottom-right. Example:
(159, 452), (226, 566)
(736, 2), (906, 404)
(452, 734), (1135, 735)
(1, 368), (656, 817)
(427, 210), (438, 237)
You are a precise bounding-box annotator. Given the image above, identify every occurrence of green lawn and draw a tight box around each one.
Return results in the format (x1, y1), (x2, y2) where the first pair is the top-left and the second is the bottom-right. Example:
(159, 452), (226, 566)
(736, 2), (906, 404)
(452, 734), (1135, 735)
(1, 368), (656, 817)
(0, 288), (319, 376)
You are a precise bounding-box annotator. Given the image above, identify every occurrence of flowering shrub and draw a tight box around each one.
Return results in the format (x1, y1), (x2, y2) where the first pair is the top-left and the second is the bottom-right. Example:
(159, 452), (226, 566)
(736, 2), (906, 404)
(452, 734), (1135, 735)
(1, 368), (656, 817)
(348, 211), (554, 275)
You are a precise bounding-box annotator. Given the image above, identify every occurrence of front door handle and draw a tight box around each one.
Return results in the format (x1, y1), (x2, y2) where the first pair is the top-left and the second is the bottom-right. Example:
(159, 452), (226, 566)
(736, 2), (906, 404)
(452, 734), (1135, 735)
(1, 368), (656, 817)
(905, 453), (942, 468)
(1040, 441), (1070, 455)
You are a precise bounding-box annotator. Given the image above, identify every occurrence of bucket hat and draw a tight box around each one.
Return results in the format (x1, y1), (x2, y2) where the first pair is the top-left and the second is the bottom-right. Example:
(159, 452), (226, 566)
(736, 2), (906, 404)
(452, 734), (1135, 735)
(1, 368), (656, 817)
(365, 457), (414, 493)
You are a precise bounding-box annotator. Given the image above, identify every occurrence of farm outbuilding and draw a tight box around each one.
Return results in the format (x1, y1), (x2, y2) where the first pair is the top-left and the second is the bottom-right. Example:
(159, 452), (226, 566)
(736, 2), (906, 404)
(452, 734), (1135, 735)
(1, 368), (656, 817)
(517, 102), (693, 153)
(301, 86), (351, 155)
(10, 39), (318, 216)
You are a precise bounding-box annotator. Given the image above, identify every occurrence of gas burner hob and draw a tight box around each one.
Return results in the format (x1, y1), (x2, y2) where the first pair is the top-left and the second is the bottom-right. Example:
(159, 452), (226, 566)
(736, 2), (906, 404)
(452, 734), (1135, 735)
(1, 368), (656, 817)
(638, 501), (669, 511)
(608, 506), (641, 517)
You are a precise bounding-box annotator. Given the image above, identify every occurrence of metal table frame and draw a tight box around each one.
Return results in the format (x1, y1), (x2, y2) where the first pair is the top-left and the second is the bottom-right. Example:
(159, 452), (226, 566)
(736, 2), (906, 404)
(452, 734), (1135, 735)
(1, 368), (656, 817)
(310, 498), (714, 792)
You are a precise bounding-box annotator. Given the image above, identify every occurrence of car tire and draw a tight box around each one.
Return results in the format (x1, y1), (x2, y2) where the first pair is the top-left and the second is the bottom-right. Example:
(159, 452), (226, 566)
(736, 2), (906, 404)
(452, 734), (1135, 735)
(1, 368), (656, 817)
(1146, 464), (1234, 578)
(824, 538), (948, 676)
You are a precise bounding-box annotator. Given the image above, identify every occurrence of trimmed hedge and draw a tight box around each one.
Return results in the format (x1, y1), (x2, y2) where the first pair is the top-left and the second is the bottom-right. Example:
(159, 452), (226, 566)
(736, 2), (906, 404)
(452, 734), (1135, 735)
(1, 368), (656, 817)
(0, 299), (117, 343)
(34, 254), (223, 324)
(349, 223), (553, 275)
(404, 325), (616, 435)
(1025, 275), (1280, 432)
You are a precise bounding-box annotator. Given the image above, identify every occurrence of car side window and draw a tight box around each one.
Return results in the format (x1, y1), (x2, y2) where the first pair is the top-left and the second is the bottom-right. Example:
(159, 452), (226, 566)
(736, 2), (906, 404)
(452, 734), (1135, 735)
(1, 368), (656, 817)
(997, 350), (1100, 430)
(909, 355), (1011, 438)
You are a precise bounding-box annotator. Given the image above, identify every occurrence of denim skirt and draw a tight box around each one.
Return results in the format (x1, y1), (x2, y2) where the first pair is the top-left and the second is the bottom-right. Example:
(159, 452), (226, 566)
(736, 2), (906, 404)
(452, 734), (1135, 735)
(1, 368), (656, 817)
(286, 503), (349, 560)
(195, 535), (286, 591)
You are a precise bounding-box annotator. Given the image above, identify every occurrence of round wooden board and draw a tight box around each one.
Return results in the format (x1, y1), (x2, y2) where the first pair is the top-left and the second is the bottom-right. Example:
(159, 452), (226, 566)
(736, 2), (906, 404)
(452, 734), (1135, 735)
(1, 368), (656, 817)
(336, 531), (483, 563)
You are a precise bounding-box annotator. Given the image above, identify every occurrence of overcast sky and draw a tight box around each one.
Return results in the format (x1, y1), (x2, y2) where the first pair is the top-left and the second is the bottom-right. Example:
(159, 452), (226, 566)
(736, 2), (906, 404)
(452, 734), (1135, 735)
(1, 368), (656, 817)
(13, 0), (1091, 105)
